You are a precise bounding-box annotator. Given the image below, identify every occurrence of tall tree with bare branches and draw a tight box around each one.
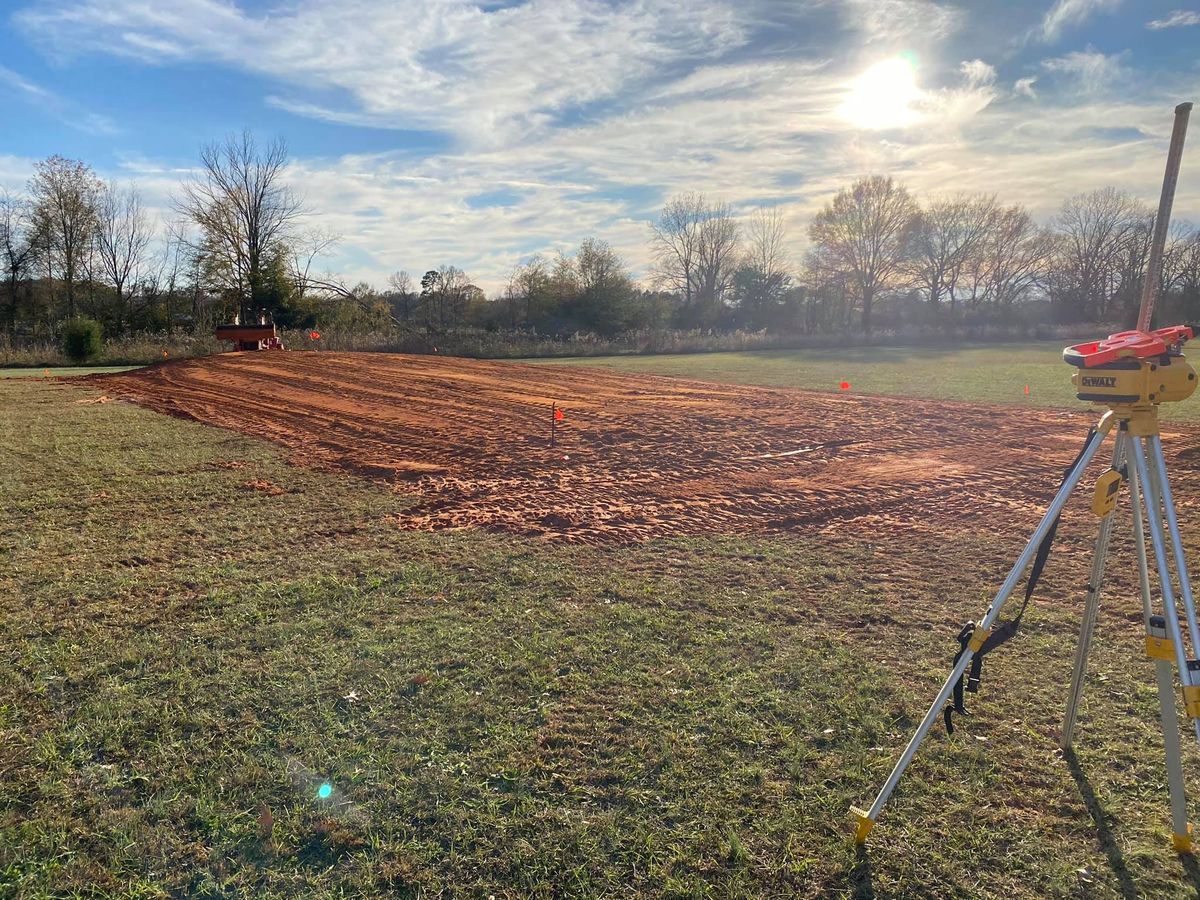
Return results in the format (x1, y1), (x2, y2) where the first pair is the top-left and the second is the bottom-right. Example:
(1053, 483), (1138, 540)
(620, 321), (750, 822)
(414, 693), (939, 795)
(736, 207), (792, 329)
(94, 183), (151, 333)
(745, 206), (789, 286)
(908, 193), (997, 312)
(1049, 187), (1149, 323)
(29, 155), (101, 320)
(809, 175), (918, 332)
(177, 131), (304, 321)
(650, 193), (741, 324)
(0, 190), (39, 334)
(968, 204), (1051, 308)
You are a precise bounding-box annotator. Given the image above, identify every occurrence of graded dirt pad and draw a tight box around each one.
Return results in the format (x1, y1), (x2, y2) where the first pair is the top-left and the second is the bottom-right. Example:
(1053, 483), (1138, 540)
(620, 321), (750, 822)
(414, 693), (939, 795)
(87, 352), (1200, 544)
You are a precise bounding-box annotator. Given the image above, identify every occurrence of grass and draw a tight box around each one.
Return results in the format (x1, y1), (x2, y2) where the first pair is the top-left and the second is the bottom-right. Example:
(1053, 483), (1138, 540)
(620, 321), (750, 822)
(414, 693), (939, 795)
(520, 342), (1200, 423)
(0, 366), (141, 378)
(4, 377), (1200, 896)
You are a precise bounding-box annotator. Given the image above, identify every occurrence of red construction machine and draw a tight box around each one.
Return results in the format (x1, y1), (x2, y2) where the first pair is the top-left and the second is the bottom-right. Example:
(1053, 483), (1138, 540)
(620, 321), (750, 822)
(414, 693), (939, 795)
(214, 312), (285, 351)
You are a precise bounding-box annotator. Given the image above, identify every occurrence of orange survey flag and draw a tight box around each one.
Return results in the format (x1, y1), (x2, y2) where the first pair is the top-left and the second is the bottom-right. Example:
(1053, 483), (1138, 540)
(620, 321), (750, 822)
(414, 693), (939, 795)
(554, 407), (564, 421)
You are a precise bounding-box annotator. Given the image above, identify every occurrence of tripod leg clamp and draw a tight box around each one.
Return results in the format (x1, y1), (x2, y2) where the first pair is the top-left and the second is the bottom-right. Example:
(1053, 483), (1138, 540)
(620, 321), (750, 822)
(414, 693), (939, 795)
(1183, 684), (1200, 718)
(850, 807), (875, 844)
(966, 627), (992, 654)
(1146, 635), (1175, 661)
(1174, 825), (1194, 854)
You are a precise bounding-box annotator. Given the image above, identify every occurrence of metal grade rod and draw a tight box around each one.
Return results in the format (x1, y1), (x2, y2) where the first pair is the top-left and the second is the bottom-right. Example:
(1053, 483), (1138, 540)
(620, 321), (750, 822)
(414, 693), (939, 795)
(1137, 102), (1193, 333)
(864, 426), (1109, 820)
(1062, 433), (1126, 748)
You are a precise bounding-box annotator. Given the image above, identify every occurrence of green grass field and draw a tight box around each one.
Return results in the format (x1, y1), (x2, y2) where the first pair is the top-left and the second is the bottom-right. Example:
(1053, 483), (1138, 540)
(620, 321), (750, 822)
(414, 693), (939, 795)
(5, 357), (1200, 896)
(0, 365), (141, 378)
(523, 342), (1200, 423)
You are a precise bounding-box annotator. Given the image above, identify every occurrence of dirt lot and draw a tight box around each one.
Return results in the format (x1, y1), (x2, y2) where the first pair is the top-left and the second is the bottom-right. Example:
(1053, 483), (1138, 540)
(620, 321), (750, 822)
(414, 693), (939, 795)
(88, 351), (1200, 544)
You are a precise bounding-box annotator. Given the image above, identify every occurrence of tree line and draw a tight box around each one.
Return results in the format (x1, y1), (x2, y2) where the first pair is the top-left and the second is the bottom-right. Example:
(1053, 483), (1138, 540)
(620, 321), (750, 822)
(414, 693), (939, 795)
(4, 133), (1200, 346)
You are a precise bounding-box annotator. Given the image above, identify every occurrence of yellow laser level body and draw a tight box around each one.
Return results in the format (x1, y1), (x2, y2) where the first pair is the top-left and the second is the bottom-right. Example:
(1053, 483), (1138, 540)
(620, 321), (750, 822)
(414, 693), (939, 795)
(1071, 354), (1197, 407)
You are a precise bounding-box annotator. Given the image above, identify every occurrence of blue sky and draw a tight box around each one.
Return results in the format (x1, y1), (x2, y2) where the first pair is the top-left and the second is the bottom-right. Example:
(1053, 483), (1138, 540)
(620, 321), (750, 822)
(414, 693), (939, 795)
(2, 0), (1199, 291)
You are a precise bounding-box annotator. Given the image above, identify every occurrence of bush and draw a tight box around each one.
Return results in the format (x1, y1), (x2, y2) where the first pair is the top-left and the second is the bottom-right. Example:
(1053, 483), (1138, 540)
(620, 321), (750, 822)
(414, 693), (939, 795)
(62, 318), (103, 363)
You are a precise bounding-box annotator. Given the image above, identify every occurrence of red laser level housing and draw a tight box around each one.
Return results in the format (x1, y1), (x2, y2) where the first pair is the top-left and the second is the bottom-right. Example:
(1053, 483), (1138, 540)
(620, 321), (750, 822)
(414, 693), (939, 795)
(1064, 326), (1197, 406)
(1064, 326), (1193, 368)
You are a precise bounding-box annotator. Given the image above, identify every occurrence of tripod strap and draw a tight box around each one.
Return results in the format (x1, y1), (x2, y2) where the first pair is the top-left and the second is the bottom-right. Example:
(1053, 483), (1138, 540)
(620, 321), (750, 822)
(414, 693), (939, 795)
(944, 427), (1098, 734)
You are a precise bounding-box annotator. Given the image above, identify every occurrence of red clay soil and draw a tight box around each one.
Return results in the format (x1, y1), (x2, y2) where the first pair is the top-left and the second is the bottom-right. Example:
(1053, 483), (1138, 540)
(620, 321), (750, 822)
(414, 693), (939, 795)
(86, 352), (1200, 544)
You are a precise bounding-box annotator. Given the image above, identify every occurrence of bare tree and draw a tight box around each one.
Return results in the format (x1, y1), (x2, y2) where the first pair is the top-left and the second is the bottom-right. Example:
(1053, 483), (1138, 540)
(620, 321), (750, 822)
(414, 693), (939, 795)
(513, 256), (551, 326)
(141, 220), (191, 334)
(29, 155), (101, 320)
(419, 265), (474, 332)
(809, 175), (918, 332)
(694, 200), (740, 309)
(1049, 187), (1149, 323)
(296, 273), (401, 327)
(744, 206), (790, 286)
(1163, 226), (1200, 320)
(650, 193), (741, 319)
(387, 270), (416, 324)
(908, 193), (997, 312)
(968, 204), (1052, 308)
(0, 190), (39, 334)
(572, 238), (636, 334)
(177, 131), (304, 321)
(94, 182), (151, 333)
(1165, 225), (1200, 294)
(736, 207), (793, 329)
(289, 225), (339, 306)
(650, 194), (702, 304)
(576, 237), (624, 294)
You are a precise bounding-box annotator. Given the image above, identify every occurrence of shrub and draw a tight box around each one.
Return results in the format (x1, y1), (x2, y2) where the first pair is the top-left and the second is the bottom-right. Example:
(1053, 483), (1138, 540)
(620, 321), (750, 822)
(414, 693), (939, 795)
(62, 318), (103, 363)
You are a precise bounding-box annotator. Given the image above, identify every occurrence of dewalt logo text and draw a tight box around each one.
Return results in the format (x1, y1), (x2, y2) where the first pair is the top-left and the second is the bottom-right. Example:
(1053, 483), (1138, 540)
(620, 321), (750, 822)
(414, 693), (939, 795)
(1081, 376), (1118, 388)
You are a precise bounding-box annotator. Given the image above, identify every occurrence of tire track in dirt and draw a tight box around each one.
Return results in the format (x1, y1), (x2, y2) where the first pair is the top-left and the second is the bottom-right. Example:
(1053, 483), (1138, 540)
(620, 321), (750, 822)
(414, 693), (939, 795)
(86, 353), (1200, 545)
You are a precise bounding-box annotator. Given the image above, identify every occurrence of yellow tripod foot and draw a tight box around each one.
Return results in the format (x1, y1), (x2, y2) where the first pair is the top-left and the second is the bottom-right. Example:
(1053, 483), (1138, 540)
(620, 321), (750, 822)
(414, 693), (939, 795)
(1173, 825), (1193, 854)
(850, 807), (875, 845)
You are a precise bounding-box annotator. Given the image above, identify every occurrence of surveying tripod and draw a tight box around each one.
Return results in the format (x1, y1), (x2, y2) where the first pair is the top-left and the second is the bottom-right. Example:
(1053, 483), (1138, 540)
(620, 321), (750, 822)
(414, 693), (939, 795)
(851, 101), (1198, 850)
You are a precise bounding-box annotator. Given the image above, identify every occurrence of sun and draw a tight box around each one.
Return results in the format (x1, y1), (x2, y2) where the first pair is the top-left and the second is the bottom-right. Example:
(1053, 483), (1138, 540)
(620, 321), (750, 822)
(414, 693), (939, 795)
(839, 56), (923, 130)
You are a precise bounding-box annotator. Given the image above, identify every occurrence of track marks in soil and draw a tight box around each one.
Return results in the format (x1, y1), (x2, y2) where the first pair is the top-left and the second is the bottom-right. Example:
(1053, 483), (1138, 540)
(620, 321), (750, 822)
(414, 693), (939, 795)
(88, 353), (1200, 544)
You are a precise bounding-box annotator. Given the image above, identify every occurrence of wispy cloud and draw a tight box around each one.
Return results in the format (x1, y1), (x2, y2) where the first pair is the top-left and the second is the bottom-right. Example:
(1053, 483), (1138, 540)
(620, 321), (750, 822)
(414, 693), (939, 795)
(7, 0), (1199, 293)
(0, 64), (118, 135)
(1037, 0), (1122, 42)
(1040, 47), (1130, 92)
(15, 0), (749, 147)
(1147, 10), (1200, 29)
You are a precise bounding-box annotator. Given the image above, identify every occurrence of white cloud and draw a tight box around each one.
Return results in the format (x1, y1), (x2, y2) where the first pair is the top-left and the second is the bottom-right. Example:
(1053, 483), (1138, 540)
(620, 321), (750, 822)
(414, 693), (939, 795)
(1038, 0), (1121, 42)
(1014, 76), (1038, 98)
(1041, 47), (1130, 92)
(7, 0), (1200, 296)
(15, 0), (749, 148)
(1147, 10), (1200, 29)
(838, 0), (961, 44)
(960, 59), (997, 88)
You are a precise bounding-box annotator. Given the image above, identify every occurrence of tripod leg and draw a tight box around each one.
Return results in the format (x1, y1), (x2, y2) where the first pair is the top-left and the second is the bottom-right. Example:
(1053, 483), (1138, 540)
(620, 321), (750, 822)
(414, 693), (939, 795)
(851, 424), (1110, 844)
(1130, 449), (1193, 851)
(1149, 435), (1200, 660)
(1132, 438), (1200, 729)
(1062, 431), (1127, 748)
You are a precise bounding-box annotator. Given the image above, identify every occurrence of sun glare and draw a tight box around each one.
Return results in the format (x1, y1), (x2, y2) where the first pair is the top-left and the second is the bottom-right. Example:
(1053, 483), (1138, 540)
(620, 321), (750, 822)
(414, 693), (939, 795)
(839, 56), (923, 130)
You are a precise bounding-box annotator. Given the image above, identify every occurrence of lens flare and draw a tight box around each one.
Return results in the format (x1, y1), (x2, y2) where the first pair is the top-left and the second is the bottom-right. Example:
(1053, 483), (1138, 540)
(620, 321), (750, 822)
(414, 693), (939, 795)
(318, 783), (333, 799)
